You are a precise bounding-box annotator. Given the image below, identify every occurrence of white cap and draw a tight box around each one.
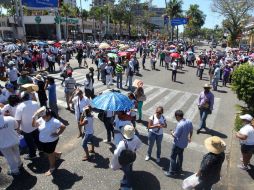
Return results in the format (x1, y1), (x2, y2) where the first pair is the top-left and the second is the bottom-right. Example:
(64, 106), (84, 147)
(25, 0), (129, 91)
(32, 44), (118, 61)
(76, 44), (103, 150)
(240, 114), (253, 121)
(123, 125), (135, 139)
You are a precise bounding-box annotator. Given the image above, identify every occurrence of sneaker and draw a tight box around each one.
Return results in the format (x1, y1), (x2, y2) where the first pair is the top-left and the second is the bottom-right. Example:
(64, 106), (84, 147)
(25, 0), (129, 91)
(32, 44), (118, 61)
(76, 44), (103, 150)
(164, 171), (177, 177)
(103, 139), (111, 144)
(145, 155), (150, 161)
(156, 158), (160, 163)
(24, 155), (37, 160)
(237, 164), (249, 170)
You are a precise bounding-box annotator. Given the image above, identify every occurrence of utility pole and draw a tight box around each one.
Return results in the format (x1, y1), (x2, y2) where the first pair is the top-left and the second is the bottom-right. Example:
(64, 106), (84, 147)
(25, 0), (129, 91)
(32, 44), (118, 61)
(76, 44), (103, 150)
(18, 0), (26, 42)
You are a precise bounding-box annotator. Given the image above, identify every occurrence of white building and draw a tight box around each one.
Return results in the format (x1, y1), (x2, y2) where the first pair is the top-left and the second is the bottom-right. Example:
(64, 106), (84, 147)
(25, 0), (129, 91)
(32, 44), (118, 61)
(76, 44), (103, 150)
(64, 0), (77, 7)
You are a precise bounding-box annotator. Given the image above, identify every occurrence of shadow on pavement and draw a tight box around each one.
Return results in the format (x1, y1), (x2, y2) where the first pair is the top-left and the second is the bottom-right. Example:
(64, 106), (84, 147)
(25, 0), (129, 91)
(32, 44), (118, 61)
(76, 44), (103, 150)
(52, 169), (83, 189)
(58, 117), (70, 126)
(93, 136), (103, 147)
(137, 133), (148, 145)
(27, 156), (49, 174)
(89, 153), (110, 169)
(247, 164), (254, 179)
(132, 170), (160, 190)
(157, 157), (170, 171)
(216, 90), (228, 93)
(6, 168), (37, 190)
(175, 81), (184, 84)
(199, 129), (227, 139)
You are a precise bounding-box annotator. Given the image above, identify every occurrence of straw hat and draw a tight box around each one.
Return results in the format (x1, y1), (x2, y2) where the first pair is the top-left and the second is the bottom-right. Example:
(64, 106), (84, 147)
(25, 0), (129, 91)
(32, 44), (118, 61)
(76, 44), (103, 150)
(20, 70), (29, 75)
(203, 83), (211, 88)
(123, 125), (135, 139)
(34, 74), (43, 81)
(22, 83), (39, 92)
(204, 136), (226, 154)
(34, 106), (47, 118)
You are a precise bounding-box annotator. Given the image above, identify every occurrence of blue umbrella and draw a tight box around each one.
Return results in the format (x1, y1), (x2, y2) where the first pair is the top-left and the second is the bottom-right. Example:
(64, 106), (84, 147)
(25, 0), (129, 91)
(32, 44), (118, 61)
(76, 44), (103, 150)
(37, 41), (48, 46)
(91, 91), (133, 111)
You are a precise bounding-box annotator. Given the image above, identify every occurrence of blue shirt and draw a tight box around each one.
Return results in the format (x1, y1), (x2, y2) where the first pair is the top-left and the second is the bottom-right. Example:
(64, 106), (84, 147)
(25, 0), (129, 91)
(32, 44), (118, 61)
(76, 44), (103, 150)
(47, 84), (57, 103)
(173, 119), (193, 149)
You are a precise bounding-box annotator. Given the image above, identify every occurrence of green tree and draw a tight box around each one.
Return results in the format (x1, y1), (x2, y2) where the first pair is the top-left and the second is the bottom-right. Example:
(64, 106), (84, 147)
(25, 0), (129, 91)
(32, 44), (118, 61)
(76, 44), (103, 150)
(60, 3), (73, 40)
(211, 0), (254, 47)
(111, 4), (125, 35)
(232, 64), (254, 113)
(166, 0), (183, 41)
(184, 4), (206, 41)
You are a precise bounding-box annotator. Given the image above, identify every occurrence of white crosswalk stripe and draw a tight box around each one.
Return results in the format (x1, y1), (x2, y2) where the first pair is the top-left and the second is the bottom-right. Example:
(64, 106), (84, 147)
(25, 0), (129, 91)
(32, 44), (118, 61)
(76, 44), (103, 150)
(51, 71), (221, 128)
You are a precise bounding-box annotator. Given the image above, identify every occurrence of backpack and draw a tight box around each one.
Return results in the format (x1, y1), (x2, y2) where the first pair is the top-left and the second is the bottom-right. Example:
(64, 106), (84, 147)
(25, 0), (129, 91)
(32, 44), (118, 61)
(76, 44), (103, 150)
(118, 140), (136, 166)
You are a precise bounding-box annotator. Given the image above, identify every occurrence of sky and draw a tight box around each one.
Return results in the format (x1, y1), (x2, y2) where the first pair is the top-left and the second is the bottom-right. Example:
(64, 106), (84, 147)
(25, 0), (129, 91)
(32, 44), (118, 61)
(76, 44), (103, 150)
(79, 0), (224, 29)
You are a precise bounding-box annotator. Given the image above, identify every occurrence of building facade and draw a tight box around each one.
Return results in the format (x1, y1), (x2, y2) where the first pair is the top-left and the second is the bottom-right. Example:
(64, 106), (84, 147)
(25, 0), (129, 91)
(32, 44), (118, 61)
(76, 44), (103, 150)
(64, 0), (77, 7)
(92, 0), (114, 7)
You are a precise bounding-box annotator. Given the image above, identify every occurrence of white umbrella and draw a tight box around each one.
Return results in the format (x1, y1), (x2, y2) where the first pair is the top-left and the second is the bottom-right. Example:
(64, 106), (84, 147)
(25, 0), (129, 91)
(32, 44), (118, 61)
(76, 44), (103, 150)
(67, 41), (73, 45)
(47, 41), (55, 45)
(99, 42), (110, 49)
(5, 44), (18, 51)
(75, 40), (83, 45)
(59, 40), (66, 44)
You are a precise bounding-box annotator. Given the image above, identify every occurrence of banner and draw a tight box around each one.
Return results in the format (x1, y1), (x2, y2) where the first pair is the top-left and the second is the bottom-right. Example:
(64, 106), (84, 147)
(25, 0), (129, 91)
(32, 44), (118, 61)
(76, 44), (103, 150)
(22, 0), (58, 10)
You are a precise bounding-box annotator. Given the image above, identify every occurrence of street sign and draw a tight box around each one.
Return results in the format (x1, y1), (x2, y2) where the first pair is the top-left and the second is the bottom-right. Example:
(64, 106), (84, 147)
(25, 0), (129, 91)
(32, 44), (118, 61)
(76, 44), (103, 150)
(171, 18), (188, 26)
(35, 16), (41, 24)
(22, 0), (58, 10)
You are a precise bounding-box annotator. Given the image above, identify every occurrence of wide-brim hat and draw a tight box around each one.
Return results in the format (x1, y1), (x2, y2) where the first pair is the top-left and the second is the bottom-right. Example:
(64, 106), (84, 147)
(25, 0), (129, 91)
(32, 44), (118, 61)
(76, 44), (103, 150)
(22, 83), (39, 92)
(123, 125), (135, 139)
(203, 83), (211, 88)
(20, 70), (29, 75)
(204, 136), (226, 154)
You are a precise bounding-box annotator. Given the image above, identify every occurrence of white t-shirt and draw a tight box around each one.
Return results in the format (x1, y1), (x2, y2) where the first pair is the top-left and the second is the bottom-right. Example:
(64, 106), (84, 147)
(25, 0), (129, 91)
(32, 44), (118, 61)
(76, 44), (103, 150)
(0, 116), (19, 149)
(149, 114), (166, 135)
(111, 135), (142, 170)
(84, 79), (93, 91)
(72, 96), (91, 121)
(172, 61), (177, 70)
(15, 100), (40, 133)
(83, 116), (94, 135)
(6, 68), (18, 82)
(1, 104), (17, 117)
(114, 117), (132, 146)
(37, 117), (62, 143)
(239, 124), (254, 145)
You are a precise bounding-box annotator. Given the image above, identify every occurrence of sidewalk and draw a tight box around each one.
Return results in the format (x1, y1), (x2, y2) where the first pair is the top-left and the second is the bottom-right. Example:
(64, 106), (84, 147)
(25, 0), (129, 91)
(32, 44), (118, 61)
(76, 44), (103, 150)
(224, 130), (254, 190)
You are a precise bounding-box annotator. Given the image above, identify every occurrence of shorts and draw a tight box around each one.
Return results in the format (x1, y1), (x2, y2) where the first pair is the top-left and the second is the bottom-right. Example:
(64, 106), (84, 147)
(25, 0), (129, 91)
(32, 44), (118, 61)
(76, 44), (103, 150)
(241, 144), (254, 154)
(39, 139), (59, 154)
(82, 134), (94, 149)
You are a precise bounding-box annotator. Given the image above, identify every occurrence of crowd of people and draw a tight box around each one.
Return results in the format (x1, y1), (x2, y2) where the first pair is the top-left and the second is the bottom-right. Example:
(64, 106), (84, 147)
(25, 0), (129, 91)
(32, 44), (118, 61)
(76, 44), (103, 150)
(0, 39), (254, 190)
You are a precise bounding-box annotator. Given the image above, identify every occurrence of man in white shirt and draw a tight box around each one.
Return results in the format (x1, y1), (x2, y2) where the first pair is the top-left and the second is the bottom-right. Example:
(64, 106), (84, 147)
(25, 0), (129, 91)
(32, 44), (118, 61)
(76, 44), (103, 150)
(111, 125), (142, 190)
(6, 62), (19, 88)
(70, 89), (91, 138)
(15, 92), (40, 160)
(0, 114), (22, 176)
(171, 59), (178, 82)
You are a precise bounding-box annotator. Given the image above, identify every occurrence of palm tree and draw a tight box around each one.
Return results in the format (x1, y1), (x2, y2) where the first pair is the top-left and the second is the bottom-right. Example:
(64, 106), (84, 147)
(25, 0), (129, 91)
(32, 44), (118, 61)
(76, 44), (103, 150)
(61, 3), (72, 40)
(166, 0), (183, 41)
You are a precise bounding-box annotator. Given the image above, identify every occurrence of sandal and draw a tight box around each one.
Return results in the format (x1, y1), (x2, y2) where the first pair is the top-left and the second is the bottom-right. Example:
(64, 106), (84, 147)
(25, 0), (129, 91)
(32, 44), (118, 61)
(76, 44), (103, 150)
(82, 156), (89, 161)
(45, 168), (55, 176)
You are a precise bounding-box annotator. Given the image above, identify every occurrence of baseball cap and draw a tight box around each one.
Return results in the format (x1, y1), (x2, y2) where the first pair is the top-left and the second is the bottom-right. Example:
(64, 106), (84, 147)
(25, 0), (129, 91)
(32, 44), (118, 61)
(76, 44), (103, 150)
(240, 114), (253, 121)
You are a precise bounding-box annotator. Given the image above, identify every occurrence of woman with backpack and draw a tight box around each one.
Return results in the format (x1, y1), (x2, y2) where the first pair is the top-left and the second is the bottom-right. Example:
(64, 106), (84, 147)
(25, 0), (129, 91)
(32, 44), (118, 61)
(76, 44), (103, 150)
(145, 106), (167, 163)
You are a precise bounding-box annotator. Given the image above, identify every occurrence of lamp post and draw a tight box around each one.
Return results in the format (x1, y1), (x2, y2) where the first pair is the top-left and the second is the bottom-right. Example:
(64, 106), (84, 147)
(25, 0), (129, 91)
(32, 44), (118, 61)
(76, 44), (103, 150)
(71, 29), (77, 41)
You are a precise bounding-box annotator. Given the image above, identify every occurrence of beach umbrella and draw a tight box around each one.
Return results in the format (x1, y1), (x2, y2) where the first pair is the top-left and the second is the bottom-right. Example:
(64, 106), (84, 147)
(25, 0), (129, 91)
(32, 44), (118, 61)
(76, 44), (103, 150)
(5, 44), (18, 51)
(91, 91), (133, 111)
(170, 52), (181, 59)
(118, 51), (129, 57)
(107, 53), (118, 58)
(75, 40), (83, 45)
(59, 40), (66, 44)
(67, 41), (73, 45)
(99, 43), (110, 49)
(47, 41), (55, 45)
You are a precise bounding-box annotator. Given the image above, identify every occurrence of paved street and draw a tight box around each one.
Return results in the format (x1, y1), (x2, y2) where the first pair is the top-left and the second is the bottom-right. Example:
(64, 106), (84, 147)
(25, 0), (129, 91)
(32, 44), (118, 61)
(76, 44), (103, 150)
(0, 51), (239, 190)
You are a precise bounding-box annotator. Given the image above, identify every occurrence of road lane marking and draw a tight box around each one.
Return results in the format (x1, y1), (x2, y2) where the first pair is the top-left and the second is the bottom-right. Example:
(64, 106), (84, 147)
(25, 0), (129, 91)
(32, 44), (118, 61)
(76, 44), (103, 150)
(143, 88), (167, 106)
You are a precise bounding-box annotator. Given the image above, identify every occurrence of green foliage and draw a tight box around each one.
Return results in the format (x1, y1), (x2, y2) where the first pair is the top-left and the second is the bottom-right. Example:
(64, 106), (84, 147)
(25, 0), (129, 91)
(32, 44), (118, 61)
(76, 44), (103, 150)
(234, 114), (243, 131)
(184, 4), (206, 40)
(232, 64), (254, 112)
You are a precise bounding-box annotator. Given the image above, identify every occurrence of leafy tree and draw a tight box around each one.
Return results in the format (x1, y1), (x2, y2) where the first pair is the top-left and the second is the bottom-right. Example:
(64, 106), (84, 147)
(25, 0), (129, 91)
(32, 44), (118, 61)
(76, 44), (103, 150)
(184, 4), (206, 41)
(111, 4), (125, 35)
(166, 0), (183, 41)
(60, 3), (73, 40)
(211, 0), (254, 47)
(232, 64), (254, 113)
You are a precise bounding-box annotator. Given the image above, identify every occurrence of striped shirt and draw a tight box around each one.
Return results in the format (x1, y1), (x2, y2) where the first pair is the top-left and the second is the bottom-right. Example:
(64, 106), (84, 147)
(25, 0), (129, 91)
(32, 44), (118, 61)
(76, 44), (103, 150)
(115, 64), (123, 74)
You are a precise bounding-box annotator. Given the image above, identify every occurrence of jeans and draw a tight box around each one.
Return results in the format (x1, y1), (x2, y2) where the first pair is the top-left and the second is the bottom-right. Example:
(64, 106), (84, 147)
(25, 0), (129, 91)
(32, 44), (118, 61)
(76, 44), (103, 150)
(82, 134), (94, 150)
(196, 68), (200, 76)
(137, 101), (143, 120)
(116, 73), (123, 88)
(168, 144), (184, 174)
(121, 164), (133, 188)
(172, 70), (177, 82)
(199, 69), (204, 80)
(22, 129), (40, 157)
(147, 132), (163, 158)
(212, 78), (219, 90)
(223, 75), (229, 86)
(160, 58), (164, 66)
(101, 70), (106, 84)
(126, 75), (133, 90)
(0, 144), (22, 173)
(104, 117), (114, 142)
(199, 108), (210, 129)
